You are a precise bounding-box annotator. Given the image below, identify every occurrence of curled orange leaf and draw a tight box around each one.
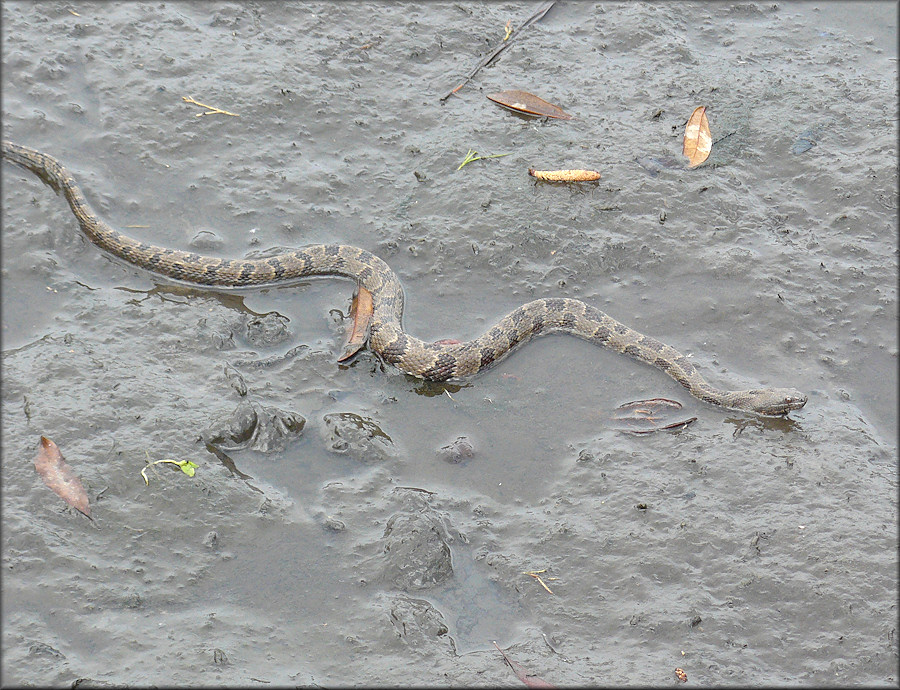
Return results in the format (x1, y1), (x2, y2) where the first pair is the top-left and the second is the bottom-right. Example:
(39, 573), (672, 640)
(34, 436), (91, 518)
(528, 168), (601, 182)
(337, 285), (373, 362)
(683, 106), (712, 168)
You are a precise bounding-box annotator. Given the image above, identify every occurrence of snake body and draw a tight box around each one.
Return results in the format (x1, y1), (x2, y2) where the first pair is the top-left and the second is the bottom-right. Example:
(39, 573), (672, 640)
(2, 140), (807, 415)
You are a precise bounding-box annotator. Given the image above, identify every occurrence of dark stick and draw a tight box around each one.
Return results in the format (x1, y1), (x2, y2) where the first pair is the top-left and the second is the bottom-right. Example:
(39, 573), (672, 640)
(439, 1), (556, 102)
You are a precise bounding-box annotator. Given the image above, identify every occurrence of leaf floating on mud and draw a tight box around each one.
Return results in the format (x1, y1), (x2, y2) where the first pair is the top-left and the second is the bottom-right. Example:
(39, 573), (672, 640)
(634, 154), (683, 177)
(791, 126), (823, 155)
(338, 285), (373, 362)
(528, 168), (601, 182)
(612, 398), (696, 434)
(682, 106), (712, 168)
(34, 436), (91, 518)
(487, 90), (572, 119)
(492, 641), (557, 688)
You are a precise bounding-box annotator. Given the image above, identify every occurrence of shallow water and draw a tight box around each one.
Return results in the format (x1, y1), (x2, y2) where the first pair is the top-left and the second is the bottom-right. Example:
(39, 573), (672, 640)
(2, 2), (897, 686)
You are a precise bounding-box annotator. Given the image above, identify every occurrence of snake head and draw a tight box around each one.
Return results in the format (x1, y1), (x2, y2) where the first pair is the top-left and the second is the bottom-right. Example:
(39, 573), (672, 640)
(742, 388), (808, 416)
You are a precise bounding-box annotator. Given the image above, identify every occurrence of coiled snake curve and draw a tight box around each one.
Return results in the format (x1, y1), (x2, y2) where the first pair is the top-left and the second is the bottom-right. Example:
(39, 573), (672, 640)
(2, 141), (807, 416)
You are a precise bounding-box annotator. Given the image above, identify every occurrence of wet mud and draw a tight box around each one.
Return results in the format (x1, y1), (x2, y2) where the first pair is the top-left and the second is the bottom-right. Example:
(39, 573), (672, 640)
(2, 2), (897, 686)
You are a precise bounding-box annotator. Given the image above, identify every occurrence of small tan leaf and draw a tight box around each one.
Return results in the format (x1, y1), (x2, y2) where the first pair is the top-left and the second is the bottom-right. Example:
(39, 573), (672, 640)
(34, 436), (91, 518)
(528, 168), (601, 182)
(337, 285), (373, 362)
(683, 106), (712, 168)
(487, 90), (572, 119)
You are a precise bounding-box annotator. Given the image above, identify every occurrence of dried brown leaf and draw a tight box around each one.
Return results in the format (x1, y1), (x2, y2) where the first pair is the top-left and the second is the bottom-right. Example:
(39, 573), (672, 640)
(528, 168), (601, 182)
(34, 436), (91, 518)
(683, 106), (712, 168)
(337, 285), (373, 362)
(487, 90), (572, 119)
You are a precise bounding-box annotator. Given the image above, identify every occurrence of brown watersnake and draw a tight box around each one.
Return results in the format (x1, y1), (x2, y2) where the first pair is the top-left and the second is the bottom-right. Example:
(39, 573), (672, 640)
(1, 141), (807, 416)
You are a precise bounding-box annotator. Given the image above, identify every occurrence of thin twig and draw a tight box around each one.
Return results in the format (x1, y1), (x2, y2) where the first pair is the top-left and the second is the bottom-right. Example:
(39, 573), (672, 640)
(524, 569), (558, 594)
(182, 96), (240, 117)
(440, 1), (556, 102)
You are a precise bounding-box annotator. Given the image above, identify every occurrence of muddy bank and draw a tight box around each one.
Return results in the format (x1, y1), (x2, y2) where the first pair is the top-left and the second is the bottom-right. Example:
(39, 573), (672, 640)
(2, 2), (897, 686)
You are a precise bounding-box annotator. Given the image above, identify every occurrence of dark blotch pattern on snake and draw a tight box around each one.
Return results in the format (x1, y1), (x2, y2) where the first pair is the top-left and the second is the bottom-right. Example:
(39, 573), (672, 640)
(2, 141), (807, 416)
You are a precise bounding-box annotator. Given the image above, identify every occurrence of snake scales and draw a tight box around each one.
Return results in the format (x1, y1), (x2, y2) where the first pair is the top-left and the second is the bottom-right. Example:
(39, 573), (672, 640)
(2, 140), (806, 416)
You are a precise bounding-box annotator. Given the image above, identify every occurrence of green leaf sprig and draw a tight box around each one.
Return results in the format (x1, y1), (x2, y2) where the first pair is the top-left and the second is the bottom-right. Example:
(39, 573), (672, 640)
(457, 149), (511, 170)
(141, 455), (199, 485)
